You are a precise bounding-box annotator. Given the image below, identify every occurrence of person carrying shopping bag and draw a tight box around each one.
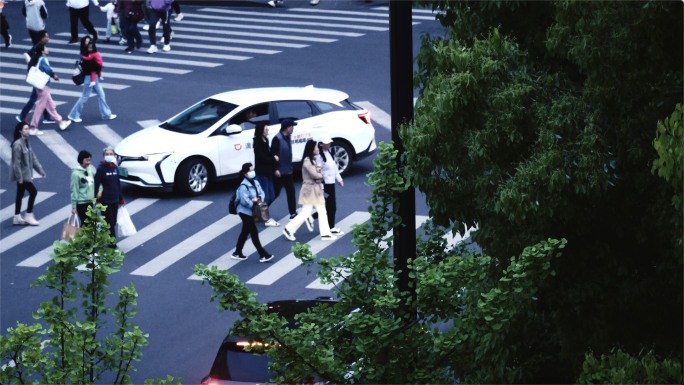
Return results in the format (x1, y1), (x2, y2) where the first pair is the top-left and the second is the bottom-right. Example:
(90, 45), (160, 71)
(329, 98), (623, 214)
(28, 42), (72, 134)
(231, 163), (275, 263)
(70, 150), (96, 225)
(282, 140), (336, 242)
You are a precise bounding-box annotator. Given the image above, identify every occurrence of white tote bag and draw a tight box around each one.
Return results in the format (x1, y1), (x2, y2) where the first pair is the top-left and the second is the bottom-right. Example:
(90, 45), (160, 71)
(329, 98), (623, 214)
(116, 206), (137, 237)
(25, 58), (50, 90)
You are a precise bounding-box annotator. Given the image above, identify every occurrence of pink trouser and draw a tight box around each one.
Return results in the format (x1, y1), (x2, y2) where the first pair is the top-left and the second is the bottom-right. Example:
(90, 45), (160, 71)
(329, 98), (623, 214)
(30, 86), (63, 128)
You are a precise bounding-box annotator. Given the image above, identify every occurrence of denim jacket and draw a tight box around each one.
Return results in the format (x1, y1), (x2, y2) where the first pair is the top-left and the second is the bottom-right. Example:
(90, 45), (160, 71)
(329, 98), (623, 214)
(236, 178), (264, 216)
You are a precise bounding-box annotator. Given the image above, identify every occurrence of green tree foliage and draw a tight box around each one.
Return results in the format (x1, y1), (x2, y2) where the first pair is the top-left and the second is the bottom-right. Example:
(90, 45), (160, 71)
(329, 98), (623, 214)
(0, 205), (149, 384)
(196, 143), (568, 383)
(652, 103), (683, 212)
(578, 349), (682, 384)
(403, 0), (682, 382)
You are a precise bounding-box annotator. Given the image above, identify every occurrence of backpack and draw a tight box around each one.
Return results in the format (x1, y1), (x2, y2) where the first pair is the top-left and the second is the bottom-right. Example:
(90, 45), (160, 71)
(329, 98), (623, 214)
(228, 191), (238, 215)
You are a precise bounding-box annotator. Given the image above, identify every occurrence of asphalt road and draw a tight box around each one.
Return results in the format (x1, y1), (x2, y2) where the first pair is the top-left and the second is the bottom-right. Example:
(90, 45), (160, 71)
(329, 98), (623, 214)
(0, 1), (445, 382)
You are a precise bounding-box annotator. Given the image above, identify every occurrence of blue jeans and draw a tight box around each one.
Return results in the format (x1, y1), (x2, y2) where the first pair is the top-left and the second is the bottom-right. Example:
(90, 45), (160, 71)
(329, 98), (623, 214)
(68, 76), (112, 120)
(256, 175), (275, 206)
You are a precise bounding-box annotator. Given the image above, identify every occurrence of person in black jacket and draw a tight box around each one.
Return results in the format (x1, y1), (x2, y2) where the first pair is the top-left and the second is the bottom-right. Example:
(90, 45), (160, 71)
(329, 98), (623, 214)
(271, 119), (297, 219)
(253, 122), (279, 227)
(94, 146), (125, 241)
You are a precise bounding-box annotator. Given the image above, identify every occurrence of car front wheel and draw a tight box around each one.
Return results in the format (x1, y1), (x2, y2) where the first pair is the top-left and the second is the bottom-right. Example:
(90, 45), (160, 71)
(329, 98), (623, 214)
(331, 141), (353, 176)
(176, 158), (210, 196)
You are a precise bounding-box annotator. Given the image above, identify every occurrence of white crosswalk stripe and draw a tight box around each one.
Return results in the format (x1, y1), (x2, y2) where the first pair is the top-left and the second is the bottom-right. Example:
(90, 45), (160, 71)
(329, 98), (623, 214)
(130, 214), (241, 277)
(2, 5), (443, 291)
(16, 198), (158, 268)
(247, 211), (371, 285)
(305, 214), (430, 290)
(1, 6), (435, 115)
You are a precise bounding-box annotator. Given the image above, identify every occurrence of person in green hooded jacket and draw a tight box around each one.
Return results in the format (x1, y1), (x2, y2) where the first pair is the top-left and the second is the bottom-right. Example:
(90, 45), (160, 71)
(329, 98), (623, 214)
(70, 149), (96, 225)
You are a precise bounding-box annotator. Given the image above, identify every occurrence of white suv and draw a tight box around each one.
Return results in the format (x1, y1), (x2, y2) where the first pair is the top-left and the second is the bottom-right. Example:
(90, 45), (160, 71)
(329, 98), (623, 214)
(115, 86), (377, 196)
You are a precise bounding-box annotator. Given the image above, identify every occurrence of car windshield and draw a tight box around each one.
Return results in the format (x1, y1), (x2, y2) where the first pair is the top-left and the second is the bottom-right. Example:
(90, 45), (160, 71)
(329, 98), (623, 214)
(159, 99), (237, 134)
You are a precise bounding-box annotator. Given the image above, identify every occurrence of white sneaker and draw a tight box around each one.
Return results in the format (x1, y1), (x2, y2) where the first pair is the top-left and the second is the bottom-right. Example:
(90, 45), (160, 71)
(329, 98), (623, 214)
(162, 44), (171, 52)
(321, 234), (337, 241)
(309, 0), (319, 4)
(282, 228), (295, 241)
(174, 12), (184, 21)
(29, 128), (44, 136)
(68, 115), (82, 123)
(267, 0), (276, 6)
(330, 227), (344, 235)
(305, 216), (314, 232)
(264, 218), (280, 227)
(13, 214), (27, 225)
(147, 45), (158, 54)
(59, 120), (72, 131)
(105, 114), (117, 120)
(143, 24), (150, 31)
(24, 213), (40, 226)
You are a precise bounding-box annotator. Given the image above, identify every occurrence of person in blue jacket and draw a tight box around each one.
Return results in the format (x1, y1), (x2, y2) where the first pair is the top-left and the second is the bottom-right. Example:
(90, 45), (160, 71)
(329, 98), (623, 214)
(232, 162), (274, 263)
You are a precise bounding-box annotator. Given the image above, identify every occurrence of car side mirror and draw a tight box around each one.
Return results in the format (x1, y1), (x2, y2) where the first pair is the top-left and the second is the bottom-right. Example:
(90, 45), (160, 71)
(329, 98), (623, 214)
(223, 124), (242, 135)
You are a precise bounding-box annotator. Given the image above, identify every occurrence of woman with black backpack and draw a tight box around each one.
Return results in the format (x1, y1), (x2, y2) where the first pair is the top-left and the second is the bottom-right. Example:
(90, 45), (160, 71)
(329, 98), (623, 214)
(231, 162), (274, 263)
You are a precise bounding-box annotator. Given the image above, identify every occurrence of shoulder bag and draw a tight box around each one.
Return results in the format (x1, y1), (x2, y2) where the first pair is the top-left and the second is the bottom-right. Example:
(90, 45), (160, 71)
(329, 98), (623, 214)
(72, 59), (85, 86)
(25, 58), (50, 90)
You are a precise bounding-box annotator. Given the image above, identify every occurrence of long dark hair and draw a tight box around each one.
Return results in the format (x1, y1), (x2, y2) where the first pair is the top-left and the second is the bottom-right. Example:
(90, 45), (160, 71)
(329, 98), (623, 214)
(318, 142), (328, 163)
(254, 122), (267, 143)
(302, 140), (318, 165)
(80, 35), (95, 56)
(12, 122), (27, 145)
(29, 42), (47, 67)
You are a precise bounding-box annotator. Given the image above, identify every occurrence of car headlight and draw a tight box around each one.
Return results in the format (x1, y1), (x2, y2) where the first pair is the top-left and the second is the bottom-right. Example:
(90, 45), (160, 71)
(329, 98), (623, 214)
(119, 152), (174, 163)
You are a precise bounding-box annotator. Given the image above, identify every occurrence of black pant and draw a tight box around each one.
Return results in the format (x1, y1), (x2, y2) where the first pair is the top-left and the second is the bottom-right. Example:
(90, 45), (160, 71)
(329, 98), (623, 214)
(102, 202), (119, 238)
(76, 202), (93, 228)
(273, 173), (296, 215)
(312, 183), (336, 228)
(1, 14), (10, 46)
(171, 1), (181, 14)
(147, 9), (171, 45)
(28, 29), (44, 45)
(69, 6), (97, 41)
(236, 212), (268, 257)
(15, 181), (37, 215)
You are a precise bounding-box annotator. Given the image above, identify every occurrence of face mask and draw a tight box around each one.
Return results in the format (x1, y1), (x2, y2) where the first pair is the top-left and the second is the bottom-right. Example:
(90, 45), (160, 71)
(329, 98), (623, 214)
(246, 171), (256, 179)
(105, 155), (116, 164)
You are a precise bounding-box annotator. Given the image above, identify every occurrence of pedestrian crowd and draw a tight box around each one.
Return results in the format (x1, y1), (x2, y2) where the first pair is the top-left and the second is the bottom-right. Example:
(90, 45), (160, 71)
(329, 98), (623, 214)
(6, 0), (347, 265)
(7, 0), (186, 135)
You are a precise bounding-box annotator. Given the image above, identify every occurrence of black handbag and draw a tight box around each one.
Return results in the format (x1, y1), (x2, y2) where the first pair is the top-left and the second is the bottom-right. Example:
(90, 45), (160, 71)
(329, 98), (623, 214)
(72, 59), (85, 86)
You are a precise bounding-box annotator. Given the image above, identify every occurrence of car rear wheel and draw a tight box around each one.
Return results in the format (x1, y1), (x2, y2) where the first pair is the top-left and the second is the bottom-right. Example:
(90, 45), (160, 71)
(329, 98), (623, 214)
(176, 158), (210, 196)
(331, 141), (353, 176)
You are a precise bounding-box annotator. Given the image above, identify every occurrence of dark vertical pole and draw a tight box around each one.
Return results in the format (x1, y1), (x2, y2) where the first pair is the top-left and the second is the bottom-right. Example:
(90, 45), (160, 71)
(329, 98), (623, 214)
(389, 1), (416, 307)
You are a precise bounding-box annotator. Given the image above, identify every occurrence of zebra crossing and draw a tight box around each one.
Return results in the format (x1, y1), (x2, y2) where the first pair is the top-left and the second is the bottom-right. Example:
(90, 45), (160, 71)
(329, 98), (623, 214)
(1, 4), (448, 291)
(0, 5), (438, 116)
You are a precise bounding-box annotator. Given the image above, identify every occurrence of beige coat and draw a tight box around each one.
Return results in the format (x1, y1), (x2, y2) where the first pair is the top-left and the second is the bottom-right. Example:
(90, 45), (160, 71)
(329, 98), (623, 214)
(298, 157), (324, 206)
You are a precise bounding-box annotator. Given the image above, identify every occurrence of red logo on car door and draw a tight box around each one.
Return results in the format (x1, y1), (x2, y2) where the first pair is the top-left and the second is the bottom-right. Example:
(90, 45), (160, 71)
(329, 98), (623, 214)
(234, 144), (242, 151)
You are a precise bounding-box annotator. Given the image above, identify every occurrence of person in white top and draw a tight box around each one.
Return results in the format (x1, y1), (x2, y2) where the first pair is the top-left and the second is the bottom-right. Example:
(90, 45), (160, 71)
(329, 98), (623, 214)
(67, 0), (99, 43)
(311, 135), (344, 235)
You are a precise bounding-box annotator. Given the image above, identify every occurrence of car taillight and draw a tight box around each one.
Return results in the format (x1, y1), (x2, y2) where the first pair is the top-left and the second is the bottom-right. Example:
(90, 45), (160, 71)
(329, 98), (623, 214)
(200, 377), (220, 385)
(358, 110), (371, 125)
(235, 341), (268, 349)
